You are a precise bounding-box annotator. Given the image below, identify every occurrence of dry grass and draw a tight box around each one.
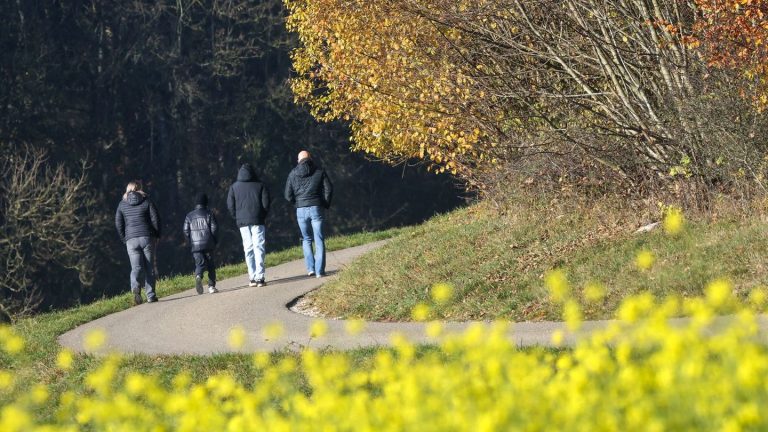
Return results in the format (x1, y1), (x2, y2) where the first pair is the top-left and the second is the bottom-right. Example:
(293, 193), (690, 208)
(305, 194), (768, 321)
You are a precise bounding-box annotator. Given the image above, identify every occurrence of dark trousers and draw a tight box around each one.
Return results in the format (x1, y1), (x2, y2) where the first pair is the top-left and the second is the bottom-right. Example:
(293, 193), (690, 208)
(193, 251), (216, 287)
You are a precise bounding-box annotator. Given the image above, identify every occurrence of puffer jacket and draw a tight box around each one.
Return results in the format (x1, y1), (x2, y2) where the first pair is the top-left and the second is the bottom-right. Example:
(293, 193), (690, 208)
(115, 191), (162, 242)
(284, 159), (333, 208)
(183, 205), (218, 252)
(226, 164), (271, 227)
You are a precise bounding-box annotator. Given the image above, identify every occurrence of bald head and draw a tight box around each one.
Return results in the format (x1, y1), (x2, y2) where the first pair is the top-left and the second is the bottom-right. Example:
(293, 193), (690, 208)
(297, 150), (311, 163)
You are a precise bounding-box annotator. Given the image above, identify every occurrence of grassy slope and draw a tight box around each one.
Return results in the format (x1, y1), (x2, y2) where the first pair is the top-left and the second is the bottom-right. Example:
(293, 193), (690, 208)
(7, 195), (768, 420)
(1, 228), (406, 419)
(306, 197), (768, 321)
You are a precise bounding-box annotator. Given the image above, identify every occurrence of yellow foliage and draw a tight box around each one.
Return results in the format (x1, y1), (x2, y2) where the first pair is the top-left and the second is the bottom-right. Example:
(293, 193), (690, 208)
(430, 283), (454, 304)
(635, 249), (655, 270)
(545, 269), (570, 302)
(285, 0), (499, 174)
(344, 319), (366, 336)
(309, 320), (328, 338)
(56, 350), (74, 371)
(227, 326), (246, 350)
(1, 289), (768, 429)
(82, 329), (106, 352)
(410, 303), (431, 321)
(663, 207), (685, 235)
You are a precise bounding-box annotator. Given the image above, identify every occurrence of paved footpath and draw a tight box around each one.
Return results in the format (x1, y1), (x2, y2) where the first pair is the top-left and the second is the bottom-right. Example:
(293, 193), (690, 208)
(58, 241), (768, 355)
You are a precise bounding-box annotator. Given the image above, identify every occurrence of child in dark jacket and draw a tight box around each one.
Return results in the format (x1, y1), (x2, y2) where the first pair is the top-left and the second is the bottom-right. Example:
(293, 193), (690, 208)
(183, 193), (219, 294)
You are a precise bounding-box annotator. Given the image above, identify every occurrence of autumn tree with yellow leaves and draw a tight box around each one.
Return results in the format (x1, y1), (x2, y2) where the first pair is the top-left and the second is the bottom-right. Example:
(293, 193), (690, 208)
(287, 0), (768, 193)
(287, 0), (491, 178)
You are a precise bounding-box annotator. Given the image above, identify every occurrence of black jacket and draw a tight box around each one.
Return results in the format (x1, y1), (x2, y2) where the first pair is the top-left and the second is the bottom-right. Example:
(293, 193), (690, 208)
(284, 159), (333, 208)
(115, 191), (161, 242)
(227, 165), (271, 227)
(183, 205), (218, 253)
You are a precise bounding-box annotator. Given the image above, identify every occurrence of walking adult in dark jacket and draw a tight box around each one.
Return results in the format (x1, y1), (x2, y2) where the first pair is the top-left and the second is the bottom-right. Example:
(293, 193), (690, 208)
(115, 180), (161, 305)
(227, 163), (271, 287)
(183, 193), (219, 294)
(284, 151), (333, 277)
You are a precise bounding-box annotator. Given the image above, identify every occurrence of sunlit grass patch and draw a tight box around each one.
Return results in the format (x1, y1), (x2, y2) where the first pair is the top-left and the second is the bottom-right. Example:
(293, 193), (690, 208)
(307, 198), (768, 322)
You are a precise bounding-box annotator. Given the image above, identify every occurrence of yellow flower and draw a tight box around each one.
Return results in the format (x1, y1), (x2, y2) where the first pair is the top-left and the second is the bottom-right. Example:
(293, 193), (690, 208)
(125, 373), (149, 396)
(430, 283), (454, 303)
(749, 286), (767, 309)
(253, 352), (270, 369)
(0, 327), (25, 355)
(410, 303), (431, 321)
(563, 300), (582, 331)
(583, 281), (606, 303)
(309, 320), (328, 338)
(30, 384), (49, 404)
(83, 329), (107, 352)
(3, 335), (24, 355)
(663, 207), (684, 235)
(0, 405), (32, 432)
(545, 269), (570, 302)
(551, 329), (565, 346)
(57, 349), (74, 370)
(635, 249), (655, 270)
(0, 370), (14, 391)
(172, 372), (192, 390)
(425, 321), (443, 338)
(705, 278), (732, 309)
(228, 326), (246, 350)
(344, 319), (365, 336)
(262, 322), (285, 340)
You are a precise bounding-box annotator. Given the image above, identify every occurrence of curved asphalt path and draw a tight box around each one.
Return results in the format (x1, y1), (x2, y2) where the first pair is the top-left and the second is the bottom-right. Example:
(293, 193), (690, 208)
(59, 241), (768, 355)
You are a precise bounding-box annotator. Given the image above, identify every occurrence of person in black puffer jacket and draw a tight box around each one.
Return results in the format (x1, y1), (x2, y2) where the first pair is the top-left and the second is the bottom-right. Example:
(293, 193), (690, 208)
(227, 163), (271, 287)
(183, 193), (219, 294)
(284, 151), (333, 278)
(115, 180), (161, 305)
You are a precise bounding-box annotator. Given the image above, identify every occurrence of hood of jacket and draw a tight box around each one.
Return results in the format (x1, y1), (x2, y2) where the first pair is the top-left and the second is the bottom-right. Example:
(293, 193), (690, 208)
(125, 191), (146, 206)
(237, 164), (258, 182)
(295, 159), (316, 178)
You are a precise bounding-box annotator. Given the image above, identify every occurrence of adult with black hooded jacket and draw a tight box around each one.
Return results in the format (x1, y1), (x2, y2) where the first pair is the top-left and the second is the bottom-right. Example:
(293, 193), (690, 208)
(227, 163), (271, 287)
(115, 180), (161, 305)
(284, 150), (333, 278)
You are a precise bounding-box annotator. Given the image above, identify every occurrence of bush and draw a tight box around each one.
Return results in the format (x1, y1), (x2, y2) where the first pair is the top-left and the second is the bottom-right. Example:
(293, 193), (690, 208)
(0, 146), (94, 318)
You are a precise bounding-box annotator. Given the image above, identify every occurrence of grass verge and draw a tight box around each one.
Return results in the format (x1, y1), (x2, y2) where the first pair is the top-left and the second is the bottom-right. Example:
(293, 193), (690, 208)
(306, 196), (768, 322)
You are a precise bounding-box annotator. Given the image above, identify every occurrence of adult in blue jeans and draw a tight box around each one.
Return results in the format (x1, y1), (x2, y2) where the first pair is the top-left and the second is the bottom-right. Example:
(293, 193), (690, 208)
(228, 163), (271, 287)
(284, 151), (333, 278)
(115, 180), (161, 305)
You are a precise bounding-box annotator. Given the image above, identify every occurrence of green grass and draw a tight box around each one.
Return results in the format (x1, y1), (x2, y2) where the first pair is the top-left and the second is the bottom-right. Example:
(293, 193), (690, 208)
(7, 194), (768, 421)
(0, 227), (407, 420)
(306, 197), (768, 322)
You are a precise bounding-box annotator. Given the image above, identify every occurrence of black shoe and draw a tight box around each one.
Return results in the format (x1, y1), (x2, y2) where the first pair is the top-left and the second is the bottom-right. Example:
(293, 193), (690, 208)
(147, 296), (159, 303)
(248, 279), (257, 287)
(256, 279), (266, 287)
(195, 275), (204, 295)
(133, 291), (143, 306)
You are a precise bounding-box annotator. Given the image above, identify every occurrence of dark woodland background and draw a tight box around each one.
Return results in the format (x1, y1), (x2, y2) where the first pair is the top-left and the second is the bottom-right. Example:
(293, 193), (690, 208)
(0, 0), (464, 314)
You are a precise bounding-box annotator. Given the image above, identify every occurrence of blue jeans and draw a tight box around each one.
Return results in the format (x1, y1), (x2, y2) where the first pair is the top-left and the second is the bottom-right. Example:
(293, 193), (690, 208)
(296, 206), (325, 275)
(239, 225), (265, 281)
(125, 236), (157, 300)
